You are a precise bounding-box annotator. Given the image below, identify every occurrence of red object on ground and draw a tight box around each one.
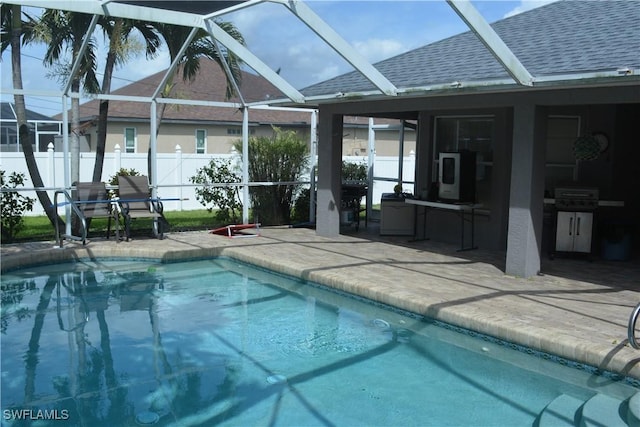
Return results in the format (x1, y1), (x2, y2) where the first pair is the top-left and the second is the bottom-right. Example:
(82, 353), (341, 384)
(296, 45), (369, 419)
(209, 223), (261, 238)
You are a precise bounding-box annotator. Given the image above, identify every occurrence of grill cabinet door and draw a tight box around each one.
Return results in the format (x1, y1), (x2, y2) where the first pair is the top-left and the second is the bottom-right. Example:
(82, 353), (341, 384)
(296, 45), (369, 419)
(555, 211), (575, 252)
(572, 212), (593, 253)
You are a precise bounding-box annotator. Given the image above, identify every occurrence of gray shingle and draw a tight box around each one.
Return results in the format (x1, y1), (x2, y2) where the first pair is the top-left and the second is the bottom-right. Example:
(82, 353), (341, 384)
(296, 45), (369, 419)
(0, 102), (57, 121)
(301, 0), (640, 97)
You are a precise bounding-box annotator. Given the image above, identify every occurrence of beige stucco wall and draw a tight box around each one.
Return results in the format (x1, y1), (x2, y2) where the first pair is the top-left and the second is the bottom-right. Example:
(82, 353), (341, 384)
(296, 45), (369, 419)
(85, 121), (310, 154)
(341, 126), (416, 157)
(83, 119), (414, 156)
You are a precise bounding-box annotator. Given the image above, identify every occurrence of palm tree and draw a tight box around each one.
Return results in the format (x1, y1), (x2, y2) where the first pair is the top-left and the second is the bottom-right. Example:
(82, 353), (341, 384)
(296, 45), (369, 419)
(1, 5), (63, 229)
(91, 17), (160, 184)
(35, 9), (100, 188)
(148, 21), (245, 179)
(155, 21), (244, 123)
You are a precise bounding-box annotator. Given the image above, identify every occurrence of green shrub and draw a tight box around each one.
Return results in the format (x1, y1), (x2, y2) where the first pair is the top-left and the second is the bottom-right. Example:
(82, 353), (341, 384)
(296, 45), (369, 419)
(234, 127), (309, 225)
(342, 160), (367, 183)
(108, 168), (141, 199)
(190, 158), (243, 224)
(291, 187), (312, 224)
(1, 170), (36, 243)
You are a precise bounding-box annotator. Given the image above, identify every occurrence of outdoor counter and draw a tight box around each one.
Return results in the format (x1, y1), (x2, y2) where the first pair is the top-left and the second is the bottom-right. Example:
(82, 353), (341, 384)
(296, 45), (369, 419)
(405, 199), (484, 251)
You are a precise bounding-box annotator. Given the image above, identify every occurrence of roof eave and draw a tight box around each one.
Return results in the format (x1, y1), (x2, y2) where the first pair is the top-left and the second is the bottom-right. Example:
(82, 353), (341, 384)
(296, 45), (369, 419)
(268, 72), (640, 108)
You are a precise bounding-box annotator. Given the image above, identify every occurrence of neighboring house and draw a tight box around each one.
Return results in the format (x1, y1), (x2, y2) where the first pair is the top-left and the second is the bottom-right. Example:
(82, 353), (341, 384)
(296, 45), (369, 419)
(73, 59), (414, 156)
(299, 0), (639, 277)
(0, 102), (63, 152)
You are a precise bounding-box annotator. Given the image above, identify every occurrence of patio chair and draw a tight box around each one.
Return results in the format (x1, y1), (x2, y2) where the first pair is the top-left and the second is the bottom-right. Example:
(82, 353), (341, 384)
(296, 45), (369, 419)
(116, 175), (167, 240)
(73, 181), (119, 244)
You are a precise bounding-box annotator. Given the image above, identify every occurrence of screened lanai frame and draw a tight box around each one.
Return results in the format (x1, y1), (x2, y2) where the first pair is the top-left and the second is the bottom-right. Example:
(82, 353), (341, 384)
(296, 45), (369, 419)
(2, 0), (578, 232)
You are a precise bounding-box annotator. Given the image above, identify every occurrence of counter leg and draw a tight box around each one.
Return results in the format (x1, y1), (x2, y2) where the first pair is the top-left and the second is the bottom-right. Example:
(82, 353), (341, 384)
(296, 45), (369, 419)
(409, 205), (430, 242)
(457, 208), (478, 251)
(460, 210), (465, 250)
(471, 208), (476, 249)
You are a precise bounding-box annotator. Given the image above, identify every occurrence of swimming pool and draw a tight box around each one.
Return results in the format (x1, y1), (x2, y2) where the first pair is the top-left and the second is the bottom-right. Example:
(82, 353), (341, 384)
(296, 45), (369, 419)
(1, 258), (638, 426)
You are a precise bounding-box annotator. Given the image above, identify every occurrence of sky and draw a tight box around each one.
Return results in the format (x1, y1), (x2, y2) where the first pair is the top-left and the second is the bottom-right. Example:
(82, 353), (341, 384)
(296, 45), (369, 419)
(0, 0), (557, 117)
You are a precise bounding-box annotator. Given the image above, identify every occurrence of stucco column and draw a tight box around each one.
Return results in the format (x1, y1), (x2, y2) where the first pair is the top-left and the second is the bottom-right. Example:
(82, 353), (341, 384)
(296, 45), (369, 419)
(505, 104), (547, 278)
(415, 111), (434, 199)
(316, 111), (343, 237)
(413, 112), (434, 237)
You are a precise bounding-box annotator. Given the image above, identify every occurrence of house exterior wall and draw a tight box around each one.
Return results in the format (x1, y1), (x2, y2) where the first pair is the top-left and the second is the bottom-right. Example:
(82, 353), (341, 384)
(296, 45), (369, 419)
(341, 125), (416, 157)
(84, 121), (311, 155)
(79, 118), (412, 156)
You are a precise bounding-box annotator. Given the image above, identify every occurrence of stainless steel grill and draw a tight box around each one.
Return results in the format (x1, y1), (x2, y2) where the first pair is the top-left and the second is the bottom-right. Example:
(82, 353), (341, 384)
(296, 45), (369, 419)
(554, 187), (599, 211)
(553, 187), (598, 256)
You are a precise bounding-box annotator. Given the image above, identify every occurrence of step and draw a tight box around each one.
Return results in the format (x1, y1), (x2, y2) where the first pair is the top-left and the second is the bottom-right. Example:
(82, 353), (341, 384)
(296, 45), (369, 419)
(580, 393), (627, 427)
(537, 394), (584, 427)
(628, 392), (640, 427)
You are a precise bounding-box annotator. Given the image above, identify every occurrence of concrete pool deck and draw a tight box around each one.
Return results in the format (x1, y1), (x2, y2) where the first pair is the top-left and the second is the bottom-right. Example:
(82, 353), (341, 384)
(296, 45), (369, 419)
(2, 227), (640, 381)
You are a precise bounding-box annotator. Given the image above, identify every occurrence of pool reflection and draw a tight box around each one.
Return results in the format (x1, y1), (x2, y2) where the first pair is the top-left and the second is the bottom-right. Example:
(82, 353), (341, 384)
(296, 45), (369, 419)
(2, 260), (638, 427)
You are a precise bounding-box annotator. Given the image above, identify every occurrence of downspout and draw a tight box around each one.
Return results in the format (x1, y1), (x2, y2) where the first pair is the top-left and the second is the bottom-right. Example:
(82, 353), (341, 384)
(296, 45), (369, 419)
(310, 109), (318, 223)
(367, 117), (375, 221)
(150, 100), (158, 234)
(62, 95), (71, 237)
(398, 120), (405, 188)
(242, 107), (250, 224)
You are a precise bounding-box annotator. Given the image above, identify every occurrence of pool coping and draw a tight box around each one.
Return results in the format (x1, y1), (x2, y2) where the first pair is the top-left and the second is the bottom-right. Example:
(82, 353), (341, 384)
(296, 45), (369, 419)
(2, 229), (640, 382)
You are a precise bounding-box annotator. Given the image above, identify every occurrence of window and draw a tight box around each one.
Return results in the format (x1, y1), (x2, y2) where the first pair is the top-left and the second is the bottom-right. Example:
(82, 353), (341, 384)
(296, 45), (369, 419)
(226, 127), (255, 135)
(34, 122), (62, 152)
(124, 127), (136, 153)
(196, 129), (206, 154)
(545, 116), (580, 193)
(434, 117), (494, 162)
(434, 116), (495, 204)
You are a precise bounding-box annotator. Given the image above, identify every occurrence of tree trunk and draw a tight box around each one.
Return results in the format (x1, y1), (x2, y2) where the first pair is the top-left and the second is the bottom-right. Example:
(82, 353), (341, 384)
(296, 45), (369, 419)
(147, 94), (169, 184)
(92, 18), (122, 184)
(11, 5), (62, 229)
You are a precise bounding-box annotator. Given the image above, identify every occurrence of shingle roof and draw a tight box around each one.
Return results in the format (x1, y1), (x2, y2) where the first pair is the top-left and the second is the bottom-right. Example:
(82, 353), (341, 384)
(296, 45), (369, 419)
(1, 102), (58, 122)
(301, 0), (640, 97)
(76, 59), (312, 125)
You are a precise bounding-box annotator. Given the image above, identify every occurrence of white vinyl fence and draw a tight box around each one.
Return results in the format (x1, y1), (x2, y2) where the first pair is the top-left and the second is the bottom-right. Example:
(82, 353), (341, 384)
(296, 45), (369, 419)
(0, 144), (416, 216)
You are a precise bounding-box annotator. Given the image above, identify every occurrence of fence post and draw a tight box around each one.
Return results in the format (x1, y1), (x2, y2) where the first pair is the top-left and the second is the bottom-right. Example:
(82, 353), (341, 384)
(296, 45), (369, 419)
(114, 144), (121, 174)
(175, 144), (183, 210)
(47, 142), (55, 205)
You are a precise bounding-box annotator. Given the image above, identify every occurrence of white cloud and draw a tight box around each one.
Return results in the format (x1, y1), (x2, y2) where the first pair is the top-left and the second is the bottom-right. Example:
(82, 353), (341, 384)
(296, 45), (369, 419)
(353, 38), (406, 63)
(311, 64), (343, 83)
(227, 2), (287, 30)
(279, 42), (350, 88)
(503, 0), (560, 18)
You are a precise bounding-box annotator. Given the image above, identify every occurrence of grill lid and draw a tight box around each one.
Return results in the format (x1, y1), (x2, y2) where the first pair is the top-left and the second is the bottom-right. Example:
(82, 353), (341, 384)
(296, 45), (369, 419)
(554, 187), (599, 210)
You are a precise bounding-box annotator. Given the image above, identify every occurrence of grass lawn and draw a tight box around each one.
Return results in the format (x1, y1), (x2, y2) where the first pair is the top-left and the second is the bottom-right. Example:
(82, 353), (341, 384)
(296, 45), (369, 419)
(5, 206), (371, 244)
(6, 210), (221, 244)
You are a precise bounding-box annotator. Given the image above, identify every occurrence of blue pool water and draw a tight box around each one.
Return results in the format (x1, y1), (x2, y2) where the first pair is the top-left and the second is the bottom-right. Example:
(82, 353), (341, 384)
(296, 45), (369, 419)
(1, 258), (638, 426)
